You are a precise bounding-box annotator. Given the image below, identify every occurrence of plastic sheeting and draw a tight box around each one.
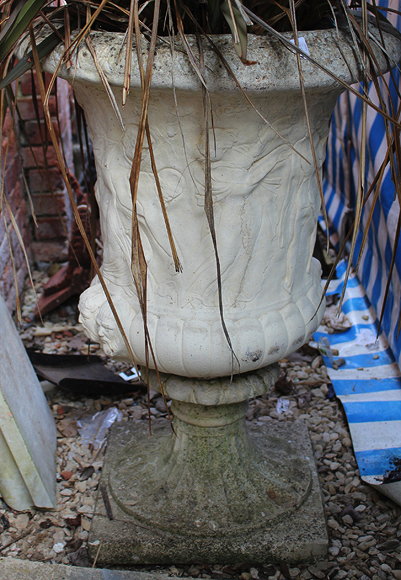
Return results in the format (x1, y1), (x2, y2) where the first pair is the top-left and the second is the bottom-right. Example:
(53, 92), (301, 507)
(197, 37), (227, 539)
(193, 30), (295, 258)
(323, 0), (401, 369)
(314, 262), (401, 504)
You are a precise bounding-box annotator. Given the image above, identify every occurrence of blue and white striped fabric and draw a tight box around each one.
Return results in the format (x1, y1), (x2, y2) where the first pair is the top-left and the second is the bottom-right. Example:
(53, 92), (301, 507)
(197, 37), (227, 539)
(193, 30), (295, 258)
(323, 0), (401, 370)
(314, 261), (401, 504)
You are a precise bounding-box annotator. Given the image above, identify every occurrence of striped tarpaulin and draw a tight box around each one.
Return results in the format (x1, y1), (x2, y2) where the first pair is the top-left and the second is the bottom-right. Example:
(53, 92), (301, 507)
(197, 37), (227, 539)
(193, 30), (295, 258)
(320, 1), (401, 501)
(323, 0), (401, 369)
(314, 262), (401, 503)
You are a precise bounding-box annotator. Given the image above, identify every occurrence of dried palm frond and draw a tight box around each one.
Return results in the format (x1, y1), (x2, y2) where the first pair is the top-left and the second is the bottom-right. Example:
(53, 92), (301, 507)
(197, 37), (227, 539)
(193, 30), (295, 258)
(1, 0), (401, 378)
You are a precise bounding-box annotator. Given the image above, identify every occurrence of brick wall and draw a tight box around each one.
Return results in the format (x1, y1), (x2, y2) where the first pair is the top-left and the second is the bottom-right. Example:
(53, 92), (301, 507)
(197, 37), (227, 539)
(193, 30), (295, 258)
(0, 109), (31, 311)
(18, 72), (74, 263)
(0, 72), (74, 311)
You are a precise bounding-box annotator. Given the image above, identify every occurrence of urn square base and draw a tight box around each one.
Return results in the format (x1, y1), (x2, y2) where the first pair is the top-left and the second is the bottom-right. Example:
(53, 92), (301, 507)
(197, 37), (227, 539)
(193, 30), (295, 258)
(89, 420), (328, 567)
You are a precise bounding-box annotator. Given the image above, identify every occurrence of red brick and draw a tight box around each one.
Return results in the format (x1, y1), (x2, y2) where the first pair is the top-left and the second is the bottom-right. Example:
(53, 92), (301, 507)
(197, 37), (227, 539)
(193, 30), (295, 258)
(3, 157), (22, 196)
(31, 192), (67, 216)
(27, 167), (65, 193)
(17, 95), (57, 120)
(31, 240), (68, 262)
(33, 216), (69, 240)
(2, 111), (19, 166)
(2, 263), (27, 309)
(0, 185), (28, 240)
(8, 242), (25, 272)
(20, 144), (59, 168)
(8, 180), (24, 204)
(19, 71), (56, 97)
(21, 119), (59, 146)
(19, 72), (36, 97)
(12, 200), (29, 232)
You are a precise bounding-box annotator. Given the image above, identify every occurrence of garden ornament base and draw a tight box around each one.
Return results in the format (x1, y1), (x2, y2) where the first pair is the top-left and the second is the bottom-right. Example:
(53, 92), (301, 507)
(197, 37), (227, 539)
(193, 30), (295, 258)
(89, 367), (328, 566)
(40, 26), (401, 565)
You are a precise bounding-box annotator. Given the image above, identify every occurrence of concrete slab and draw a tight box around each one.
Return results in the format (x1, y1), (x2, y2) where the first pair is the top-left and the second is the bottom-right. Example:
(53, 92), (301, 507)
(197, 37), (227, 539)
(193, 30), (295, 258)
(0, 295), (56, 510)
(0, 557), (189, 579)
(89, 420), (328, 566)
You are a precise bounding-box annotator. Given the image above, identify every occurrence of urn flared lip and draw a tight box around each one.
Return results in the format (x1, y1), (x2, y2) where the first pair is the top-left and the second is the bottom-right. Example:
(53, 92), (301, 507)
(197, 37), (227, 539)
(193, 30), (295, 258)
(40, 27), (401, 93)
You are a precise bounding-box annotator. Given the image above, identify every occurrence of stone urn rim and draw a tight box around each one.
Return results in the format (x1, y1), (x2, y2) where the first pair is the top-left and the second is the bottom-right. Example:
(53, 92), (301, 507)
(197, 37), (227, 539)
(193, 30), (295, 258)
(41, 27), (401, 93)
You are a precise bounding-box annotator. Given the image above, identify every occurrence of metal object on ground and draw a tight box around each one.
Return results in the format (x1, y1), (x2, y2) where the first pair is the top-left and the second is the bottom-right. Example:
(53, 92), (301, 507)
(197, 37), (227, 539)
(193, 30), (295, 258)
(27, 351), (145, 396)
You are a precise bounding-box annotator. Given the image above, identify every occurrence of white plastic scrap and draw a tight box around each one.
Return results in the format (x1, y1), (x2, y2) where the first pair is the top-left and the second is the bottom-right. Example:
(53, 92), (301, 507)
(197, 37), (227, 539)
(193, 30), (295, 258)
(52, 542), (65, 553)
(77, 407), (123, 449)
(119, 367), (141, 381)
(276, 398), (290, 415)
(289, 36), (310, 57)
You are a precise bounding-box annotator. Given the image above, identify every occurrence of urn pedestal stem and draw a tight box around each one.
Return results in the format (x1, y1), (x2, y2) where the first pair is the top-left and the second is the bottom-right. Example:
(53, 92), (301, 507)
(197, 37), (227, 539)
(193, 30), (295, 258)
(89, 367), (328, 565)
(108, 366), (313, 535)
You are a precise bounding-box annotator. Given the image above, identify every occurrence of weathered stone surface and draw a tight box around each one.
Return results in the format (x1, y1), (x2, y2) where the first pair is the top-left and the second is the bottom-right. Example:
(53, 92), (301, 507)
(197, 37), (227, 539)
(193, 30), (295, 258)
(108, 367), (312, 541)
(89, 419), (327, 566)
(0, 294), (56, 510)
(0, 557), (182, 580)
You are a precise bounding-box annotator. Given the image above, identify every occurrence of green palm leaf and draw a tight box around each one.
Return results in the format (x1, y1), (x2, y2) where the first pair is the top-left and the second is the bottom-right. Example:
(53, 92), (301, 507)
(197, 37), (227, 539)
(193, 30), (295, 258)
(0, 29), (63, 90)
(0, 0), (48, 61)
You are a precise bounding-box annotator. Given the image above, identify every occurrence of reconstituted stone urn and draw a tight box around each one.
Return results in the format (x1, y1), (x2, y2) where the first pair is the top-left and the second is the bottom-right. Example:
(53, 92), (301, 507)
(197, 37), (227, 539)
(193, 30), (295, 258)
(75, 33), (332, 379)
(43, 27), (401, 565)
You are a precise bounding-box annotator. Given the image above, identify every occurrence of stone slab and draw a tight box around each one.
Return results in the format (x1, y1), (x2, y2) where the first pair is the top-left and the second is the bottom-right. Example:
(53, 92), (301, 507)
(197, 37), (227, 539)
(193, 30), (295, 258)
(0, 295), (56, 510)
(89, 420), (328, 566)
(0, 557), (189, 580)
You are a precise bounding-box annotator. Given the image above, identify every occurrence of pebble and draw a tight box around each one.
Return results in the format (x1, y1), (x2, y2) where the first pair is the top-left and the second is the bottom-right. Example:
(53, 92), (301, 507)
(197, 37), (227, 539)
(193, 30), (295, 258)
(308, 566), (325, 578)
(75, 481), (88, 493)
(12, 514), (30, 530)
(359, 539), (376, 551)
(52, 542), (65, 554)
(328, 518), (340, 530)
(377, 539), (400, 551)
(355, 504), (367, 512)
(6, 281), (401, 579)
(359, 535), (374, 542)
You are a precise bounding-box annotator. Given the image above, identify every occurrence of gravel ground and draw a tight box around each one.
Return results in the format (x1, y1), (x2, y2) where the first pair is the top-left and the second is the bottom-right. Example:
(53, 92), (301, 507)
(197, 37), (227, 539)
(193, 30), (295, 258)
(1, 269), (401, 579)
